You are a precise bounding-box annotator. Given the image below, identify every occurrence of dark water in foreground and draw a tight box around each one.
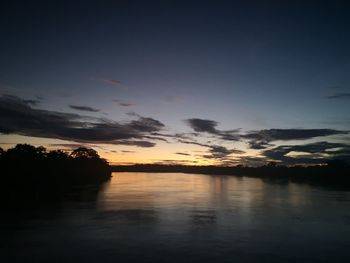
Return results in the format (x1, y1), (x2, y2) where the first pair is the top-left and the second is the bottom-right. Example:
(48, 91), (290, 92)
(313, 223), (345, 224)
(2, 172), (350, 262)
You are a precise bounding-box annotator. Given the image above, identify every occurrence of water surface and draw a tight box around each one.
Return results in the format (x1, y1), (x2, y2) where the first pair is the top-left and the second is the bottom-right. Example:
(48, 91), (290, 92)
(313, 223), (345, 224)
(2, 172), (350, 262)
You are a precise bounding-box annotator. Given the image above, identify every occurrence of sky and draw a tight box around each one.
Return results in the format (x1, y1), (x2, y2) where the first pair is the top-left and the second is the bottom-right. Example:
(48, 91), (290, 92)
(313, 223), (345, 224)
(0, 0), (349, 166)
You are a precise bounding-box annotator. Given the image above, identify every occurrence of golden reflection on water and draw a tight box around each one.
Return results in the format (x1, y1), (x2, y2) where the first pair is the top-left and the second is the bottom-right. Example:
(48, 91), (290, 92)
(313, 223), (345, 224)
(97, 173), (270, 233)
(96, 172), (320, 230)
(97, 172), (293, 215)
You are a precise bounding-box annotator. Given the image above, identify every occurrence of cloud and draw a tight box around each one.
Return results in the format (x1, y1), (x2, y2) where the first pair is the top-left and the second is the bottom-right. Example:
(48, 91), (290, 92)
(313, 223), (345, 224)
(1, 94), (41, 106)
(151, 132), (196, 141)
(176, 137), (243, 160)
(99, 78), (129, 90)
(243, 129), (347, 141)
(263, 141), (350, 164)
(242, 128), (348, 149)
(113, 99), (134, 107)
(183, 118), (349, 163)
(185, 118), (240, 141)
(327, 93), (350, 99)
(142, 135), (169, 142)
(247, 140), (273, 150)
(128, 117), (164, 132)
(175, 152), (191, 156)
(23, 99), (41, 106)
(186, 118), (218, 133)
(204, 145), (244, 159)
(101, 79), (121, 86)
(69, 105), (100, 112)
(119, 102), (133, 107)
(186, 118), (348, 148)
(0, 94), (164, 147)
(177, 139), (211, 148)
(154, 159), (198, 165)
(114, 140), (156, 147)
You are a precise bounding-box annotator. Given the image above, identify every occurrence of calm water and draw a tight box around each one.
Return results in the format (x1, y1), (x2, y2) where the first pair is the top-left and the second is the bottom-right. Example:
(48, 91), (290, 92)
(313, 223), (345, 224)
(2, 172), (350, 262)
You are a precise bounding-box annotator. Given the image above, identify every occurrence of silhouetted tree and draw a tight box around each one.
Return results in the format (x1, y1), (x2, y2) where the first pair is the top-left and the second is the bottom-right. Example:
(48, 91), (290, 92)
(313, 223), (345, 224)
(70, 147), (100, 159)
(4, 144), (47, 160)
(267, 161), (278, 167)
(36, 146), (47, 156)
(47, 149), (68, 160)
(0, 144), (111, 199)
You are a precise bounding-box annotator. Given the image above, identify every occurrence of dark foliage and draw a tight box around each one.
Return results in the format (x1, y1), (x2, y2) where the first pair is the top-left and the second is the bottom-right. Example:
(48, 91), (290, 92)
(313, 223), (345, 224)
(0, 144), (111, 204)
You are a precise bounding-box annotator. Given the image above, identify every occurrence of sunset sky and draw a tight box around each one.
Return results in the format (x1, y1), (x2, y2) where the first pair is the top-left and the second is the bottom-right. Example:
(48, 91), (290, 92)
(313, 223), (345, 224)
(1, 0), (349, 165)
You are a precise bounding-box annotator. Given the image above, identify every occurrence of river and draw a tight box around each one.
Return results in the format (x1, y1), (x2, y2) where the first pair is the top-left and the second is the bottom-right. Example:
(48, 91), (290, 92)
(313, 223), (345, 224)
(2, 172), (350, 262)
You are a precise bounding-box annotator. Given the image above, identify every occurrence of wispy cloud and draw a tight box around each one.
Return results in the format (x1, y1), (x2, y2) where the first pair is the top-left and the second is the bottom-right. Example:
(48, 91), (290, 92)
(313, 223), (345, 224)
(327, 93), (350, 100)
(69, 105), (100, 112)
(154, 159), (198, 165)
(175, 152), (191, 156)
(243, 128), (347, 141)
(98, 78), (130, 90)
(177, 139), (211, 148)
(113, 99), (134, 107)
(115, 140), (156, 147)
(242, 128), (348, 149)
(101, 79), (122, 86)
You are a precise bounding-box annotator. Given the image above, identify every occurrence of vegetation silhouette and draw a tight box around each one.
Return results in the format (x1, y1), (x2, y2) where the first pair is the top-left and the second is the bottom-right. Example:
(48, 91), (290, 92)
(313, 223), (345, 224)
(0, 144), (111, 205)
(113, 160), (350, 188)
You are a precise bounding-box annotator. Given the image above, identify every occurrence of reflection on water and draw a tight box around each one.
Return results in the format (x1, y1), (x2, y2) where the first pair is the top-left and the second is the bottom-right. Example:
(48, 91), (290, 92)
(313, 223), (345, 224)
(2, 172), (350, 262)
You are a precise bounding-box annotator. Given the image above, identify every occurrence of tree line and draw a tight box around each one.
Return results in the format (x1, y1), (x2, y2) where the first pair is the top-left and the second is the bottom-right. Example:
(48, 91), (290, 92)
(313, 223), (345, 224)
(0, 144), (111, 198)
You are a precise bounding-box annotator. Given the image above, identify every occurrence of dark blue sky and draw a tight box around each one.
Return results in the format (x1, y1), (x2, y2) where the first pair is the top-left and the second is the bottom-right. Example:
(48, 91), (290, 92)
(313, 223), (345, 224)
(0, 0), (349, 165)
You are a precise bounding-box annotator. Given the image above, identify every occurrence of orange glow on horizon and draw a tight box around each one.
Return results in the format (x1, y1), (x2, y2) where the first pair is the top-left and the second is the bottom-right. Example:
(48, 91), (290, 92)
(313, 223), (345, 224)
(0, 134), (263, 166)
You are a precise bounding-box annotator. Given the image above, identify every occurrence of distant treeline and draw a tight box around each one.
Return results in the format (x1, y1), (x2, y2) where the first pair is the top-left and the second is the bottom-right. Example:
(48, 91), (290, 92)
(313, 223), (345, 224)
(0, 144), (111, 202)
(113, 161), (350, 187)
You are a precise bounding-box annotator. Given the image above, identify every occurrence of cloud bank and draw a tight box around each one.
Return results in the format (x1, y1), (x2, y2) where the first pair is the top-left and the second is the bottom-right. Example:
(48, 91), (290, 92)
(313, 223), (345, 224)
(0, 95), (163, 147)
(263, 141), (350, 164)
(1, 96), (349, 165)
(242, 128), (348, 149)
(183, 117), (349, 164)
